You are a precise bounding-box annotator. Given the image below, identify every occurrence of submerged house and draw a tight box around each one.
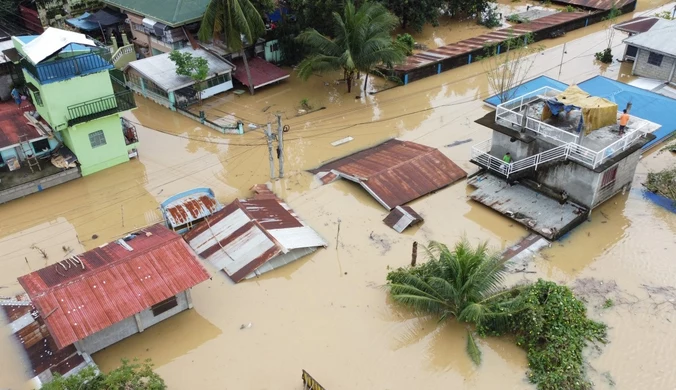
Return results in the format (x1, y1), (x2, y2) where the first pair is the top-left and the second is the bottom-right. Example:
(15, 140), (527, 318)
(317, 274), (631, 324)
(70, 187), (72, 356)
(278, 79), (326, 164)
(17, 224), (210, 360)
(622, 18), (676, 84)
(184, 185), (327, 283)
(470, 84), (659, 239)
(11, 27), (139, 177)
(125, 47), (234, 109)
(613, 16), (660, 62)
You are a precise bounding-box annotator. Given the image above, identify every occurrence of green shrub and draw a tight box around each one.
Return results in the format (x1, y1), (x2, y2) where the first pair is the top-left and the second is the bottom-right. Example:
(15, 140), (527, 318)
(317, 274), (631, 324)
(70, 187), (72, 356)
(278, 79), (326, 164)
(594, 48), (613, 63)
(396, 33), (415, 55)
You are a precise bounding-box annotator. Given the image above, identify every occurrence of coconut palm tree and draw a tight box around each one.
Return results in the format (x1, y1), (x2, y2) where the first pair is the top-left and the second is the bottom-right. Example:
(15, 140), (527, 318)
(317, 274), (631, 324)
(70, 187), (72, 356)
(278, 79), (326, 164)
(295, 0), (406, 93)
(386, 240), (523, 365)
(199, 0), (265, 95)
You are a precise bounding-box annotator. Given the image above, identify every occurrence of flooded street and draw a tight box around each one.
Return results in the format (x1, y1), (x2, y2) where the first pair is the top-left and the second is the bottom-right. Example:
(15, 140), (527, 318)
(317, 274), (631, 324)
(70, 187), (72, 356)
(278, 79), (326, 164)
(1, 1), (676, 389)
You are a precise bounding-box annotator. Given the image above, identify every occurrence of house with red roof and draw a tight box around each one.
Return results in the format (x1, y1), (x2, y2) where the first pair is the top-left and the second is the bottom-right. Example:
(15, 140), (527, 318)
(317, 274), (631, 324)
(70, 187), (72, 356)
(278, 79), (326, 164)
(12, 224), (210, 383)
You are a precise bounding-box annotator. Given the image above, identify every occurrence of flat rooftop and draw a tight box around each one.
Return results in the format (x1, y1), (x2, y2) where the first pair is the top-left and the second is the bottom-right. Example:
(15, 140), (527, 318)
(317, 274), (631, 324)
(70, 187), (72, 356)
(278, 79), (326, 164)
(468, 173), (587, 240)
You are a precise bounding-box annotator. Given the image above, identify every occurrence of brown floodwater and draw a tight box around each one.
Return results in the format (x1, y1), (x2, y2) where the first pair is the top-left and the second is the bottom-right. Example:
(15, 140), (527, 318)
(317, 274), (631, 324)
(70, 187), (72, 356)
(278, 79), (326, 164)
(1, 1), (675, 388)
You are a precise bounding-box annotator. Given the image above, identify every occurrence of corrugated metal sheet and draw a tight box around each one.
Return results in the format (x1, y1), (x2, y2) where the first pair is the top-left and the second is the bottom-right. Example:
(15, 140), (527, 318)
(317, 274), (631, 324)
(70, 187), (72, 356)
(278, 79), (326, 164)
(162, 189), (222, 228)
(623, 19), (676, 57)
(614, 16), (660, 34)
(184, 186), (327, 283)
(2, 297), (87, 378)
(552, 0), (634, 10)
(392, 12), (588, 72)
(309, 139), (467, 210)
(17, 224), (210, 350)
(383, 206), (424, 233)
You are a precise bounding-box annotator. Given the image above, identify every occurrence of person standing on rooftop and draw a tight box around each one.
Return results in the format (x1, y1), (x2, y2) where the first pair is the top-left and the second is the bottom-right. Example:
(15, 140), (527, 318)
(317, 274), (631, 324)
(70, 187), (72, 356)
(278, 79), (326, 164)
(619, 109), (630, 136)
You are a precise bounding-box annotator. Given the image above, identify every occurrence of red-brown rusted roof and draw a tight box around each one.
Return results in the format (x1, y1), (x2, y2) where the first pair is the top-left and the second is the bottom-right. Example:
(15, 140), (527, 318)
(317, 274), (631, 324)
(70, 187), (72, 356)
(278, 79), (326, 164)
(614, 16), (660, 34)
(0, 99), (44, 149)
(2, 297), (87, 378)
(162, 189), (221, 229)
(309, 139), (467, 210)
(232, 57), (289, 89)
(383, 206), (424, 233)
(17, 224), (210, 350)
(552, 0), (634, 10)
(184, 186), (327, 283)
(392, 12), (588, 72)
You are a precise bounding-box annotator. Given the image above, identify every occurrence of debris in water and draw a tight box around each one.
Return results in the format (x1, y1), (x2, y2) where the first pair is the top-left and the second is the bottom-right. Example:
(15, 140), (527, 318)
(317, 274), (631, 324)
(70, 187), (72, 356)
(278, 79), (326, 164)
(331, 136), (354, 147)
(92, 234), (98, 239)
(444, 139), (473, 147)
(247, 123), (258, 130)
(368, 231), (392, 254)
(240, 323), (252, 330)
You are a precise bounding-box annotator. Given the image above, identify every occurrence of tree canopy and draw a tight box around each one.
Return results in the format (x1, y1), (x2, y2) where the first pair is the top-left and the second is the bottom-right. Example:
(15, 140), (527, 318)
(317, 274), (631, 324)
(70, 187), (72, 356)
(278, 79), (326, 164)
(377, 0), (446, 32)
(41, 359), (166, 390)
(295, 0), (406, 93)
(198, 0), (265, 52)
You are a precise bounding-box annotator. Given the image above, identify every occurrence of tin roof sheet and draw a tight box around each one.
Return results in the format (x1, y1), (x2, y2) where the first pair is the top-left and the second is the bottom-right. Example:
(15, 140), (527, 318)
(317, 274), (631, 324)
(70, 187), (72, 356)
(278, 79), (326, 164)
(613, 16), (660, 34)
(551, 0), (635, 10)
(184, 186), (327, 283)
(623, 19), (676, 57)
(309, 139), (467, 210)
(21, 27), (96, 64)
(162, 188), (222, 228)
(17, 224), (209, 349)
(383, 206), (423, 233)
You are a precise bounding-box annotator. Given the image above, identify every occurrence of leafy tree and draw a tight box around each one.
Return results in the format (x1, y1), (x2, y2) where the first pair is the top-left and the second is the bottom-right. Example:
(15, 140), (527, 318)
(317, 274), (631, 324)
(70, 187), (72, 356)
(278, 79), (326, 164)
(396, 33), (415, 55)
(252, 0), (275, 14)
(42, 359), (166, 390)
(287, 0), (343, 36)
(377, 0), (445, 32)
(169, 50), (210, 104)
(386, 240), (522, 365)
(296, 0), (406, 93)
(478, 280), (607, 390)
(446, 0), (492, 19)
(199, 0), (266, 95)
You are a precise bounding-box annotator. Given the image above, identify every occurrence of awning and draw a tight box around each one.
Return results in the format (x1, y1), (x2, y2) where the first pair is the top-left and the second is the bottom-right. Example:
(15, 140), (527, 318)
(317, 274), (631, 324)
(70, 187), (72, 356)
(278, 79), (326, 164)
(84, 8), (126, 27)
(153, 22), (168, 37)
(142, 18), (157, 30)
(66, 12), (99, 32)
(232, 57), (289, 89)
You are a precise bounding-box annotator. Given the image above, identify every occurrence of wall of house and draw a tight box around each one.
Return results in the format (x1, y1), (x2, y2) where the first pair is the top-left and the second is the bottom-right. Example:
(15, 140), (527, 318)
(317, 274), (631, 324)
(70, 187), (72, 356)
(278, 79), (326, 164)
(63, 114), (129, 176)
(22, 70), (115, 131)
(490, 131), (537, 161)
(75, 291), (191, 355)
(535, 161), (600, 208)
(591, 148), (641, 207)
(0, 168), (81, 205)
(633, 48), (676, 82)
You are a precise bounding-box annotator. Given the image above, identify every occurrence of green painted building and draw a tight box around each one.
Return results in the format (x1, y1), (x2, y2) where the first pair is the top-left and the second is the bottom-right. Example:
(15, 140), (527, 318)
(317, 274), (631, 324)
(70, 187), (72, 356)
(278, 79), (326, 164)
(13, 28), (138, 176)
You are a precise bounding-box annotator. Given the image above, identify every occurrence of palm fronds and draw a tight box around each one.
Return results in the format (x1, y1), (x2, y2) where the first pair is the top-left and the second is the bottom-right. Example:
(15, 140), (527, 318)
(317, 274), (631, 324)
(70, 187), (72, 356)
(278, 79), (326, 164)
(466, 331), (482, 365)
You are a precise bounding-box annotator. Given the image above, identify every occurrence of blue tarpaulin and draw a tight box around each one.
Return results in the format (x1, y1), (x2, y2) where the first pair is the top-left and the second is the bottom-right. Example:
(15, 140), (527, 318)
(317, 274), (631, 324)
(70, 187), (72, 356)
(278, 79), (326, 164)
(66, 12), (99, 32)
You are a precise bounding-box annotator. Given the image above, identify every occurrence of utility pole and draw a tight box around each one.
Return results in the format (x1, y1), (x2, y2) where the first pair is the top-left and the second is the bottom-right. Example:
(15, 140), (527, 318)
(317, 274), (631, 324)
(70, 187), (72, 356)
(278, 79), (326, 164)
(265, 123), (275, 179)
(276, 114), (284, 178)
(557, 42), (566, 80)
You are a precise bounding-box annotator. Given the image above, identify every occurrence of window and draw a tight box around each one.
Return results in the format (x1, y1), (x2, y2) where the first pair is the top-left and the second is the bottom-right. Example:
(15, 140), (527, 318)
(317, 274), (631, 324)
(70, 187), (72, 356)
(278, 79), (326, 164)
(647, 52), (663, 66)
(26, 83), (43, 106)
(31, 138), (50, 154)
(88, 130), (107, 148)
(131, 22), (145, 33)
(151, 295), (178, 316)
(600, 165), (618, 189)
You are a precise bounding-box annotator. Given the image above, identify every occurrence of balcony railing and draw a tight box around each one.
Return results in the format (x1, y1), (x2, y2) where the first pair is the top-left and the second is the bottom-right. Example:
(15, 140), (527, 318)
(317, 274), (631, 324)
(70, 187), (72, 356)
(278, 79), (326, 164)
(21, 50), (113, 84)
(67, 90), (136, 126)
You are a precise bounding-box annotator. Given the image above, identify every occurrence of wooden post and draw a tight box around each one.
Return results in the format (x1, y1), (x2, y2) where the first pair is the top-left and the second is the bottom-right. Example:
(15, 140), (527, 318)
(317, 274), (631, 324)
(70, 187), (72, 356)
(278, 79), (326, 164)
(265, 124), (275, 179)
(411, 241), (418, 267)
(276, 114), (284, 178)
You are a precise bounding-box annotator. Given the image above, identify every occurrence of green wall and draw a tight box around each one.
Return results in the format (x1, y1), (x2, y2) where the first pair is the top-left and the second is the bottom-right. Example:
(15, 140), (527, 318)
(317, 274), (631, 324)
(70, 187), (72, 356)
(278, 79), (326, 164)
(23, 70), (115, 131)
(62, 114), (129, 176)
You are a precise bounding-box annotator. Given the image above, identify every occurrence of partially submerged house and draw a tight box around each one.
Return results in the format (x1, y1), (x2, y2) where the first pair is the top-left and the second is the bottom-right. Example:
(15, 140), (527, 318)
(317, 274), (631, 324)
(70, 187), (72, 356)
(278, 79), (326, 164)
(11, 27), (139, 177)
(184, 185), (327, 283)
(125, 47), (234, 109)
(310, 139), (467, 210)
(613, 16), (660, 62)
(16, 224), (210, 360)
(622, 18), (676, 84)
(470, 84), (659, 239)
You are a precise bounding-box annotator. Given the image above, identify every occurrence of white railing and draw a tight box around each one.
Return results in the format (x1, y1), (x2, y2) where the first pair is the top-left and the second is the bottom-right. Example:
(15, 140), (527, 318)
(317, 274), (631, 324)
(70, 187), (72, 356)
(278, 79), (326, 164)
(524, 117), (579, 144)
(497, 86), (563, 111)
(112, 44), (134, 64)
(592, 128), (645, 166)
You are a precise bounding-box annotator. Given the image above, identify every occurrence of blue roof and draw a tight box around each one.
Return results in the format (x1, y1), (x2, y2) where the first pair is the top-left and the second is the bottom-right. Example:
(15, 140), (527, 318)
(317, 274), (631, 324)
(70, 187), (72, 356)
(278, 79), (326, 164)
(578, 76), (676, 150)
(16, 35), (38, 44)
(483, 76), (568, 107)
(66, 12), (100, 32)
(484, 75), (676, 150)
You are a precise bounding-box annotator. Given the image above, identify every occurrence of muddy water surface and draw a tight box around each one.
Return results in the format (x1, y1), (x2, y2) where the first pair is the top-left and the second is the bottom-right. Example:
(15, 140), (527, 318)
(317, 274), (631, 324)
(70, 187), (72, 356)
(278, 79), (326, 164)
(1, 2), (675, 389)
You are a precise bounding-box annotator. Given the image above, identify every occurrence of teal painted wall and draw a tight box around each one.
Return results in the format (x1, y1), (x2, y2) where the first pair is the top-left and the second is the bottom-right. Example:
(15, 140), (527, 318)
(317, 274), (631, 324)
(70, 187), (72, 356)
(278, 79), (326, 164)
(62, 114), (129, 176)
(23, 70), (115, 131)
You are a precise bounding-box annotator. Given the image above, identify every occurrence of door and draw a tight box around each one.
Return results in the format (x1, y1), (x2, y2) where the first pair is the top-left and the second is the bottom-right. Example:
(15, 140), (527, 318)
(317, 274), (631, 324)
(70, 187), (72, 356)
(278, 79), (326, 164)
(626, 45), (638, 59)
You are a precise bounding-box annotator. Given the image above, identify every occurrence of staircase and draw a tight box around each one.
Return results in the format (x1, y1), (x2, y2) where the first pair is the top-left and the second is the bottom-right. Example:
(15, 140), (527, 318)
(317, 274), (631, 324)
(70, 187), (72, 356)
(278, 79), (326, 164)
(471, 139), (570, 179)
(19, 134), (41, 173)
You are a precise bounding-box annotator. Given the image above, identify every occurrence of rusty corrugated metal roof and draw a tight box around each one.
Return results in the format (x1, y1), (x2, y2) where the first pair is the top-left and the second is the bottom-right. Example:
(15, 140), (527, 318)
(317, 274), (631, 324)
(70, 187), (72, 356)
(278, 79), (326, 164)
(17, 224), (210, 350)
(161, 188), (222, 229)
(614, 16), (660, 34)
(391, 12), (588, 72)
(184, 186), (327, 283)
(383, 206), (424, 233)
(552, 0), (634, 10)
(2, 297), (87, 378)
(309, 139), (467, 210)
